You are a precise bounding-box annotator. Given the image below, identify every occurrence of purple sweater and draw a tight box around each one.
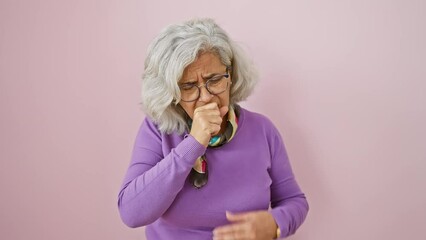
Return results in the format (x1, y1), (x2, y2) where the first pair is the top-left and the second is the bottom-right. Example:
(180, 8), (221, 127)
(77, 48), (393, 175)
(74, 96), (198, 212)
(118, 107), (309, 239)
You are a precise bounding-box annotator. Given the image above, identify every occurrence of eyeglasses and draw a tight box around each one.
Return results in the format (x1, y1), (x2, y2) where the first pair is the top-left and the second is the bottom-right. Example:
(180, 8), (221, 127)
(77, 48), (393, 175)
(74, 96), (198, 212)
(179, 66), (232, 102)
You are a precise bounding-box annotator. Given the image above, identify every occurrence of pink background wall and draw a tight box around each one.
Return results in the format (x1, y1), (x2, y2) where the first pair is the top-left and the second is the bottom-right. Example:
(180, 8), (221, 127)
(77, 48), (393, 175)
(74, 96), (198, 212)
(1, 0), (425, 239)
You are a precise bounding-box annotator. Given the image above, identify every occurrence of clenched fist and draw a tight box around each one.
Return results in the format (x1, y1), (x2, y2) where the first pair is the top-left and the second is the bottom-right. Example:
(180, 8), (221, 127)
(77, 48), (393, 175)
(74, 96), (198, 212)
(190, 102), (229, 147)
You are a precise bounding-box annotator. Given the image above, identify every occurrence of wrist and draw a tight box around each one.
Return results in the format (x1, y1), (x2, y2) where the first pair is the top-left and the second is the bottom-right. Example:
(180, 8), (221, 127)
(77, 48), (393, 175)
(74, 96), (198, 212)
(189, 132), (210, 147)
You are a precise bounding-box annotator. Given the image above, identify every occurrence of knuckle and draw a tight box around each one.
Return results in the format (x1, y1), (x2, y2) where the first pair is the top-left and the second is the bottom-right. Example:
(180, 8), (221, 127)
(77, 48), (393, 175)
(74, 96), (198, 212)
(247, 222), (254, 229)
(249, 232), (257, 239)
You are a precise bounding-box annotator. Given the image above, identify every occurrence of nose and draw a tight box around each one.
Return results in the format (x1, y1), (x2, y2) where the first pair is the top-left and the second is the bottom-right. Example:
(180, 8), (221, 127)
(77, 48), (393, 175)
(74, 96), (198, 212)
(198, 84), (213, 102)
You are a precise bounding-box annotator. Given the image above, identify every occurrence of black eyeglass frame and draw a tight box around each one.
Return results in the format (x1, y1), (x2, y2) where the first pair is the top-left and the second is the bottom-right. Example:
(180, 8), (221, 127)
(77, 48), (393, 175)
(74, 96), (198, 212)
(179, 66), (232, 102)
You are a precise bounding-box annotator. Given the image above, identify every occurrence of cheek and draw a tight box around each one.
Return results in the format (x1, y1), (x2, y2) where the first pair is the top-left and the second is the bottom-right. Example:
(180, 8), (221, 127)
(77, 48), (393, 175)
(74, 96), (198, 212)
(220, 90), (231, 105)
(179, 103), (195, 119)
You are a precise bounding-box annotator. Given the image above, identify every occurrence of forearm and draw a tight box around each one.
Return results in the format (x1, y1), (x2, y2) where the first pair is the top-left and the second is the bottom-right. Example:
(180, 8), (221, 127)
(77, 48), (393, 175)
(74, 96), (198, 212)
(269, 128), (309, 238)
(118, 135), (205, 227)
(270, 193), (309, 238)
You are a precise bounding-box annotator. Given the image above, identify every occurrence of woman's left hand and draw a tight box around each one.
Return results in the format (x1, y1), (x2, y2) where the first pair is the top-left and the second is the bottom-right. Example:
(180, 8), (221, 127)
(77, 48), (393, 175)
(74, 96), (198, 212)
(213, 210), (278, 240)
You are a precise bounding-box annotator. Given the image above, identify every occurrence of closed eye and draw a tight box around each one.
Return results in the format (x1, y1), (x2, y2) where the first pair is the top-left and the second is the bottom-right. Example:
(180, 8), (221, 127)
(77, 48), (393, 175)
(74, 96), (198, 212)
(180, 82), (197, 90)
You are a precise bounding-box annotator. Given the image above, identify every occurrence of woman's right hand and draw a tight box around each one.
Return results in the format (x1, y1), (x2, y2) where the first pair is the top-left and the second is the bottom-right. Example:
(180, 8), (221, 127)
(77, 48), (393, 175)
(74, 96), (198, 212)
(190, 102), (228, 147)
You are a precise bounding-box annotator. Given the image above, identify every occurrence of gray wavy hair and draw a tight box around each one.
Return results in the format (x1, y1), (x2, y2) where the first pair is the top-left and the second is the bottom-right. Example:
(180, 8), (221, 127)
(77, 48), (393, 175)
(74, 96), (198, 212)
(140, 18), (258, 134)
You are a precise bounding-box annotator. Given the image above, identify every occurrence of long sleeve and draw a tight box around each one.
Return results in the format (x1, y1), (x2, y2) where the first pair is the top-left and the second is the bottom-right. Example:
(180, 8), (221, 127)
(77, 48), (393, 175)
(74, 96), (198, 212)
(117, 118), (206, 228)
(268, 128), (309, 238)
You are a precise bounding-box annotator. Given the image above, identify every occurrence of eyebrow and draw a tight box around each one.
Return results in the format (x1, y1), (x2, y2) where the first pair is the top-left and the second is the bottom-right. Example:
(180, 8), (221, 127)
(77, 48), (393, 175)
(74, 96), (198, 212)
(180, 70), (226, 83)
(202, 72), (222, 79)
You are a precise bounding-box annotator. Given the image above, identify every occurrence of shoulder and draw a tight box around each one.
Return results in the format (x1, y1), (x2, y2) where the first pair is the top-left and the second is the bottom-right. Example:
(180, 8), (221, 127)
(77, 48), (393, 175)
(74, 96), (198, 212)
(140, 117), (160, 133)
(135, 117), (163, 144)
(239, 107), (279, 134)
(237, 107), (287, 161)
(137, 117), (185, 145)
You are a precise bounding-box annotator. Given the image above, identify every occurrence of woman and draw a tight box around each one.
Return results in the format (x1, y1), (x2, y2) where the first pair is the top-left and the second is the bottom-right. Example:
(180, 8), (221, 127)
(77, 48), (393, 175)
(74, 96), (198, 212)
(118, 18), (309, 240)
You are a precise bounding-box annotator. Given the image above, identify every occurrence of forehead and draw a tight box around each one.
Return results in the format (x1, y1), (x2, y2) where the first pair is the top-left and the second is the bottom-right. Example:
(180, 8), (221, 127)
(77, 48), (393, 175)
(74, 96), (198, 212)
(182, 52), (224, 78)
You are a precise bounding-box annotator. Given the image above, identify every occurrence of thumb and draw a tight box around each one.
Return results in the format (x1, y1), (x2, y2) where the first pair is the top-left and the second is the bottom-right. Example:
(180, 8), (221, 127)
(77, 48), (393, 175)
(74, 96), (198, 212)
(219, 105), (229, 118)
(226, 211), (249, 222)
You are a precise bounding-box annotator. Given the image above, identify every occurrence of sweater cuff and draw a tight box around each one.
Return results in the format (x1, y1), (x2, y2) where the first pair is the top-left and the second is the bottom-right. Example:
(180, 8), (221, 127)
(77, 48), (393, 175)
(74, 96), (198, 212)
(174, 134), (207, 167)
(270, 207), (290, 239)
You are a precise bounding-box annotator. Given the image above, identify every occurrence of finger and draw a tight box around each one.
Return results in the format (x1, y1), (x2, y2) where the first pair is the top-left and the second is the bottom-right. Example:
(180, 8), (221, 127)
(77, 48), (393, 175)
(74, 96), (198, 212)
(213, 232), (245, 240)
(213, 222), (246, 236)
(210, 123), (222, 136)
(226, 211), (250, 222)
(208, 115), (223, 124)
(195, 111), (223, 125)
(203, 109), (222, 117)
(194, 106), (221, 117)
(219, 105), (229, 118)
(197, 102), (219, 111)
(213, 236), (241, 240)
